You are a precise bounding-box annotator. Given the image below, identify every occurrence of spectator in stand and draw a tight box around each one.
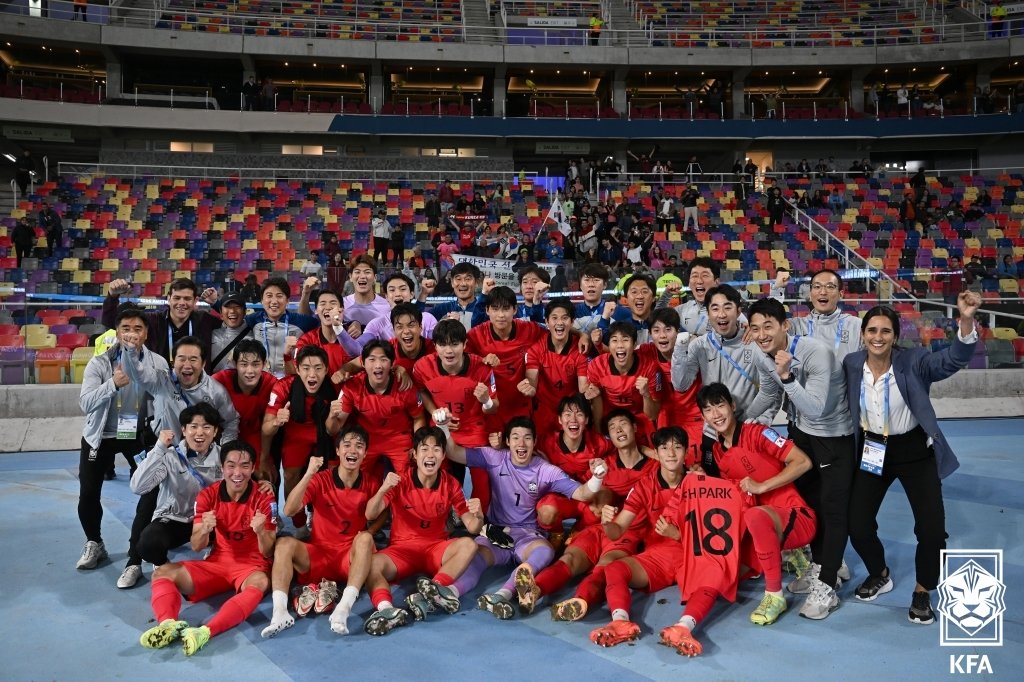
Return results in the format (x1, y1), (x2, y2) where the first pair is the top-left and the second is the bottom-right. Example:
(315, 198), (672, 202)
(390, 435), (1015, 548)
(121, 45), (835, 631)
(242, 76), (259, 111)
(900, 192), (918, 232)
(996, 254), (1017, 279)
(425, 191), (442, 229)
(390, 221), (406, 268)
(990, 0), (1008, 38)
(73, 0), (88, 21)
(489, 184), (506, 221)
(39, 201), (63, 257)
(589, 12), (604, 45)
(439, 179), (455, 214)
(437, 232), (460, 276)
(796, 159), (812, 179)
(767, 187), (786, 226)
(648, 244), (666, 271)
(371, 210), (393, 267)
(326, 252), (348, 293)
(300, 250), (323, 279)
(550, 265), (569, 293)
(680, 186), (699, 232)
(964, 255), (990, 284)
(262, 77), (275, 111)
(240, 274), (261, 303)
(910, 168), (927, 203)
(12, 217), (35, 267)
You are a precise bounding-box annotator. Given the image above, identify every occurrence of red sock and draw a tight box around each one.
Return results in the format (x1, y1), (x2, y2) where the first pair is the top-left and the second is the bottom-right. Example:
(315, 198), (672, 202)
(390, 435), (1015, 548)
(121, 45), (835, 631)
(604, 560), (633, 616)
(151, 577), (182, 622)
(683, 587), (719, 625)
(433, 572), (455, 587)
(535, 560), (572, 596)
(470, 468), (490, 512)
(371, 587), (393, 609)
(747, 508), (783, 592)
(575, 565), (607, 605)
(206, 586), (263, 637)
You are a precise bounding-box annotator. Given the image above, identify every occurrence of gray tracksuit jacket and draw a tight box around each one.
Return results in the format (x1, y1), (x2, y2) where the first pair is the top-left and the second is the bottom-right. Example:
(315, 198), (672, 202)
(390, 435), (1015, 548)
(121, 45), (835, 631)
(130, 440), (222, 523)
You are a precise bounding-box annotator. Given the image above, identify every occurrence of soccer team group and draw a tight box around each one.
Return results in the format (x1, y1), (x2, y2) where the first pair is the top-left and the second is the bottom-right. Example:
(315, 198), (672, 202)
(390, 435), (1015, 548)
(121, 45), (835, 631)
(74, 254), (983, 658)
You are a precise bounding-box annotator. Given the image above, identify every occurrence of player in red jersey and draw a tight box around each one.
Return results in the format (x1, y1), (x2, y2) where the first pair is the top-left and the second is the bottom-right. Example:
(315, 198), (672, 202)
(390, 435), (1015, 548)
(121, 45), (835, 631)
(139, 440), (276, 656)
(522, 298), (590, 436)
(467, 286), (546, 438)
(698, 382), (816, 627)
(261, 425), (378, 638)
(413, 318), (497, 504)
(327, 340), (426, 474)
(639, 307), (704, 465)
(586, 426), (689, 647)
(213, 339), (277, 477)
(292, 288), (356, 382)
(584, 321), (661, 446)
(387, 302), (435, 378)
(262, 345), (339, 531)
(361, 426), (484, 635)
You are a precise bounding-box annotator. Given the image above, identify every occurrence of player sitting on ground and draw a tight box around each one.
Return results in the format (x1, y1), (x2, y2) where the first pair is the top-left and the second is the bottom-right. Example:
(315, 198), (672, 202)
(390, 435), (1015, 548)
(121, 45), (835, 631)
(139, 440), (276, 656)
(260, 425), (378, 638)
(587, 426), (689, 647)
(361, 426), (484, 636)
(433, 413), (607, 620)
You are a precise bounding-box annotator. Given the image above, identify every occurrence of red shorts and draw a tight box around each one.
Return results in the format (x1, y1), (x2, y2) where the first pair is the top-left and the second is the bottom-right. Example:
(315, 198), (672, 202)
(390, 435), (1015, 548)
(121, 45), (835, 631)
(566, 525), (641, 565)
(537, 494), (597, 528)
(379, 538), (457, 581)
(363, 450), (412, 475)
(183, 558), (266, 602)
(633, 541), (687, 593)
(297, 541), (354, 585)
(777, 506), (816, 551)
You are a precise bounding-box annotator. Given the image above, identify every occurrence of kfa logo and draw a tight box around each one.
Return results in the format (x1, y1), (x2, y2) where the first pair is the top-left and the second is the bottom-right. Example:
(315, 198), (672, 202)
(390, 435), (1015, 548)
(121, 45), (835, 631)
(937, 549), (1005, 648)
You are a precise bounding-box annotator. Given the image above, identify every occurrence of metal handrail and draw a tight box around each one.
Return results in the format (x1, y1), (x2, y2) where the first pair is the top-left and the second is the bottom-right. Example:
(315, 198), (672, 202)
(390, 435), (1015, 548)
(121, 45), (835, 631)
(56, 163), (524, 183)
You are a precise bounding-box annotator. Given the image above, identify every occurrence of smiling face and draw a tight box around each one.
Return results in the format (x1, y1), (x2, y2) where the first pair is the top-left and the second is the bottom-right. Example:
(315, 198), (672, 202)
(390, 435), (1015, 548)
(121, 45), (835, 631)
(435, 340), (465, 372)
(393, 313), (422, 354)
(707, 293), (740, 338)
(296, 354), (328, 394)
(167, 287), (197, 326)
(234, 352), (265, 390)
(261, 285), (288, 322)
(688, 266), (718, 305)
(385, 278), (413, 306)
(414, 434), (446, 479)
(222, 301), (245, 329)
(182, 415), (218, 454)
(316, 293), (343, 328)
(487, 304), (515, 334)
(336, 431), (367, 473)
(451, 273), (478, 302)
(350, 263), (376, 296)
(626, 280), (654, 318)
(506, 427), (536, 466)
(650, 319), (677, 355)
(608, 331), (635, 368)
(606, 415), (636, 450)
(364, 347), (393, 389)
(558, 403), (589, 441)
(655, 437), (686, 473)
(546, 306), (572, 345)
(700, 398), (737, 437)
(862, 313), (896, 363)
(222, 448), (255, 495)
(809, 271), (842, 315)
(116, 316), (148, 349)
(173, 343), (204, 388)
(748, 312), (789, 355)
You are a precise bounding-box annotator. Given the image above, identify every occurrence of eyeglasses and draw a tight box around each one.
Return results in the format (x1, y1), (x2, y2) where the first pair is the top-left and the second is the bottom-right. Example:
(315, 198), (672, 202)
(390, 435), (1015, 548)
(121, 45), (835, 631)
(810, 283), (839, 292)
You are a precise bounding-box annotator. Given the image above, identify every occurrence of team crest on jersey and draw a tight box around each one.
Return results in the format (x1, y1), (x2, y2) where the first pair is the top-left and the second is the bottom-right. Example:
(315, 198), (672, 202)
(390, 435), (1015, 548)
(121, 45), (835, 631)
(761, 427), (786, 448)
(435, 503), (445, 514)
(528, 482), (538, 493)
(743, 348), (752, 363)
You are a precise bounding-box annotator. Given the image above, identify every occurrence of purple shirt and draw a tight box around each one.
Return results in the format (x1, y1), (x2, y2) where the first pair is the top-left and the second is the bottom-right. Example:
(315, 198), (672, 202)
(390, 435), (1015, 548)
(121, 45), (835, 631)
(359, 311), (438, 347)
(465, 447), (579, 528)
(343, 294), (391, 327)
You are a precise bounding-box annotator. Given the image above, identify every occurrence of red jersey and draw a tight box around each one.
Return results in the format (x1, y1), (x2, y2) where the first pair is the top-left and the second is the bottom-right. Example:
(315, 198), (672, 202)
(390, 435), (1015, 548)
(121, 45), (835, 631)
(636, 343), (702, 429)
(538, 430), (615, 482)
(213, 369), (277, 462)
(412, 353), (496, 447)
(194, 480), (275, 569)
(601, 451), (659, 499)
(302, 468), (379, 548)
(525, 335), (588, 424)
(466, 320), (545, 421)
(385, 470), (469, 544)
(586, 352), (661, 416)
(712, 424), (808, 511)
(622, 469), (683, 545)
(340, 374), (424, 456)
(267, 376), (341, 466)
(673, 474), (746, 602)
(390, 337), (434, 376)
(295, 328), (350, 375)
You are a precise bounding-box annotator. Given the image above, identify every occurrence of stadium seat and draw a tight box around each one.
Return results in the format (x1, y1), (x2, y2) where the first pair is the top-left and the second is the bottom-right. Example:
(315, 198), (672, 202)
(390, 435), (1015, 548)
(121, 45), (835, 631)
(70, 346), (94, 383)
(34, 347), (71, 384)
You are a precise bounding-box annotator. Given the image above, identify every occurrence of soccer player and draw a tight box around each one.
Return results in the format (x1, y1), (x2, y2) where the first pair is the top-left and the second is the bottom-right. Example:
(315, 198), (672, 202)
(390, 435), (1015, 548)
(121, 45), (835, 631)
(139, 440), (276, 656)
(361, 426), (484, 635)
(747, 297), (855, 619)
(261, 426), (378, 638)
(359, 272), (439, 345)
(585, 321), (661, 446)
(387, 302), (435, 376)
(293, 287), (360, 381)
(262, 345), (338, 530)
(597, 273), (657, 345)
(638, 307), (703, 464)
(573, 263), (611, 335)
(515, 265), (550, 323)
(327, 340), (426, 474)
(467, 285), (546, 437)
(587, 426), (690, 646)
(429, 261), (486, 329)
(523, 299), (589, 436)
(658, 256), (721, 334)
(434, 414), (607, 620)
(213, 339), (277, 480)
(343, 255), (392, 328)
(696, 382), (816, 627)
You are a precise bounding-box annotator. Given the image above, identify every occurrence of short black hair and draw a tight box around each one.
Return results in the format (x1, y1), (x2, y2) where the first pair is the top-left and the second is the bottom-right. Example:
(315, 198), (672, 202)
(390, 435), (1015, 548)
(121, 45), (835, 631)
(747, 297), (787, 324)
(449, 262), (482, 281)
(261, 276), (290, 299)
(115, 305), (149, 328)
(233, 338), (267, 364)
(218, 439), (257, 465)
(502, 416), (536, 445)
(810, 268), (844, 289)
(608, 320), (638, 344)
(432, 319), (468, 346)
(696, 382), (735, 410)
(557, 394), (591, 422)
(602, 407), (636, 434)
(579, 263), (610, 282)
(295, 344), (329, 367)
(338, 423), (369, 448)
(178, 401), (224, 431)
(688, 257), (721, 279)
(652, 426), (688, 449)
(313, 287), (342, 308)
(383, 272), (415, 292)
(485, 285), (518, 311)
(545, 297), (575, 320)
(650, 307), (681, 329)
(390, 302), (423, 327)
(413, 425), (447, 450)
(168, 278), (199, 297)
(622, 274), (655, 296)
(361, 339), (396, 363)
(517, 265), (551, 285)
(173, 335), (205, 360)
(705, 283), (743, 308)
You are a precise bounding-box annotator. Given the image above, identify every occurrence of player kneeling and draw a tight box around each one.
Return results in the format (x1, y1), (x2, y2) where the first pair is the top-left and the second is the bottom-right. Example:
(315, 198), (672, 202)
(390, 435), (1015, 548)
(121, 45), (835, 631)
(361, 426), (485, 635)
(139, 440), (276, 656)
(261, 425), (378, 638)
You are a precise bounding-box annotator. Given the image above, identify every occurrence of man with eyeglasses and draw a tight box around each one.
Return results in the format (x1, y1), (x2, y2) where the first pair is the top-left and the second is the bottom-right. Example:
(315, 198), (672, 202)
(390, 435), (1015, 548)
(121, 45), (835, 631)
(783, 269), (862, 362)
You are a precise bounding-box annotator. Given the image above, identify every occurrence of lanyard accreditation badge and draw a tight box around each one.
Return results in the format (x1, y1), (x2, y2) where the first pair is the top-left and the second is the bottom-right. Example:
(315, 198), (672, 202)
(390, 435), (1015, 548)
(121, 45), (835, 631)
(859, 374), (889, 475)
(115, 350), (141, 440)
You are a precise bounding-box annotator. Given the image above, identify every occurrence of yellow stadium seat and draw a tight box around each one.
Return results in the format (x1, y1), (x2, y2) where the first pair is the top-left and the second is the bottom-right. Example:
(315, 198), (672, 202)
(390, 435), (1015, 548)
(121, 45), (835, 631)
(174, 271), (191, 281)
(169, 248), (186, 260)
(61, 258), (80, 271)
(73, 271), (91, 284)
(102, 259), (119, 271)
(964, 238), (981, 250)
(998, 279), (1019, 294)
(132, 248), (149, 259)
(991, 327), (1018, 340)
(726, 259), (741, 271)
(134, 270), (152, 284)
(26, 331), (57, 350)
(21, 324), (49, 339)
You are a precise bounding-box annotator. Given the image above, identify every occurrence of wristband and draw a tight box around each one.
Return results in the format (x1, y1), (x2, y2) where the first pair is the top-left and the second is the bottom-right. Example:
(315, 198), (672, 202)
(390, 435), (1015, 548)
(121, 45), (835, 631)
(586, 476), (603, 493)
(482, 398), (494, 411)
(780, 373), (796, 384)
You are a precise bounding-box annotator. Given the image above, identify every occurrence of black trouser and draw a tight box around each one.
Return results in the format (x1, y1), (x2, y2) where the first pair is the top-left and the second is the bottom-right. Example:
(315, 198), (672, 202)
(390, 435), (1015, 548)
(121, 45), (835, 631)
(790, 425), (856, 588)
(848, 427), (947, 591)
(390, 236), (404, 266)
(373, 236), (389, 265)
(46, 231), (61, 257)
(132, 516), (193, 566)
(78, 437), (138, 543)
(126, 489), (160, 566)
(15, 244), (31, 266)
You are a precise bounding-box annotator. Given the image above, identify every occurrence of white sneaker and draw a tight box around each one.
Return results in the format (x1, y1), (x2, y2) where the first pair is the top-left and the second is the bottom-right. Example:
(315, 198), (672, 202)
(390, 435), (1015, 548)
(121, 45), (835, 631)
(76, 540), (108, 569)
(117, 565), (143, 589)
(799, 578), (841, 620)
(837, 559), (851, 582)
(787, 562), (820, 594)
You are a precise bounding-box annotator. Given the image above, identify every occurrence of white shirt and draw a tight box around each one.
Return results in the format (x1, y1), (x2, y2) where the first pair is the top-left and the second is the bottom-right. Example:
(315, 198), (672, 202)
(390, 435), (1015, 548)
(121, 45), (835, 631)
(371, 217), (392, 239)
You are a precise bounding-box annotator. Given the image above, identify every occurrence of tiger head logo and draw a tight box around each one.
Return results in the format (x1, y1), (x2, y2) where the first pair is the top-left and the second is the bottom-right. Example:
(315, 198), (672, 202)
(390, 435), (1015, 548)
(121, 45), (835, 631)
(937, 559), (1006, 636)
